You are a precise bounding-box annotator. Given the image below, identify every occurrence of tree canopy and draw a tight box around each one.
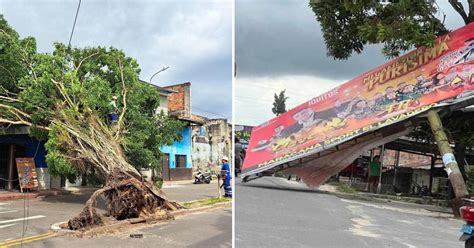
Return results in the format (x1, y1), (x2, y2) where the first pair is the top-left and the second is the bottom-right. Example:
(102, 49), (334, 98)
(272, 89), (288, 116)
(309, 0), (473, 59)
(0, 15), (183, 182)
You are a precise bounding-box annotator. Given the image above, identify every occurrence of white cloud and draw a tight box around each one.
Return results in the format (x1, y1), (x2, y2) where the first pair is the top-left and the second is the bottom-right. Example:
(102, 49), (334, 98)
(235, 75), (347, 126)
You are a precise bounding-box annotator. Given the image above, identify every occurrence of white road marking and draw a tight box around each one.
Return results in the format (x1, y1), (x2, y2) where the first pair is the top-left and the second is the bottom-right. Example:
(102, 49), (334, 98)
(340, 199), (452, 218)
(162, 185), (184, 188)
(402, 243), (417, 248)
(347, 205), (380, 238)
(0, 215), (46, 224)
(0, 223), (17, 229)
(396, 219), (414, 224)
(0, 203), (8, 206)
(0, 210), (18, 214)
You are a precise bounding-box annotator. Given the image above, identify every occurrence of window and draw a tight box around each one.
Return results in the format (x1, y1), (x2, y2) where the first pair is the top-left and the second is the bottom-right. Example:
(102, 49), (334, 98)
(175, 155), (187, 168)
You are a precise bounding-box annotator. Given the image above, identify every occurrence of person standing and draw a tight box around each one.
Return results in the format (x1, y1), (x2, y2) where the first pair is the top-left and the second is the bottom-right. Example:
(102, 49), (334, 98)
(368, 155), (381, 193)
(234, 137), (243, 176)
(109, 95), (118, 125)
(221, 156), (232, 198)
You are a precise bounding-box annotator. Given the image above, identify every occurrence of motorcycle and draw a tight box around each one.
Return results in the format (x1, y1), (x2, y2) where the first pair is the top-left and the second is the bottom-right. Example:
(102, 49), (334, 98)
(459, 198), (474, 247)
(194, 169), (212, 184)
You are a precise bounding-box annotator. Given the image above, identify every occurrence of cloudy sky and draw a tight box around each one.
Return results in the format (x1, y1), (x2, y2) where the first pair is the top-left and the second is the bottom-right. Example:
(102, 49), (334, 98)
(0, 0), (232, 120)
(235, 0), (467, 126)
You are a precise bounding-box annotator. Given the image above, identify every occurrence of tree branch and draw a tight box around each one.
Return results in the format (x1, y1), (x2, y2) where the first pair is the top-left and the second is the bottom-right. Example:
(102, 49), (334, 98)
(449, 0), (469, 24)
(468, 0), (474, 23)
(52, 79), (77, 110)
(114, 59), (127, 140)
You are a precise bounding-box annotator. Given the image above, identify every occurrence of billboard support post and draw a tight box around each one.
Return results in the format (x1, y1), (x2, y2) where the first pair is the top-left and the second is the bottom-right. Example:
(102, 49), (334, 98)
(427, 110), (468, 198)
(392, 150), (400, 193)
(377, 145), (384, 194)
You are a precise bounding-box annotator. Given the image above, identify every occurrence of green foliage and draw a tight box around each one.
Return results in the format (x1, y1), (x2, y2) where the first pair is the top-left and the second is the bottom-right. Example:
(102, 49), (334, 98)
(0, 16), (183, 180)
(329, 181), (358, 194)
(235, 130), (251, 142)
(272, 89), (288, 116)
(154, 176), (163, 189)
(309, 0), (453, 59)
(409, 112), (474, 148)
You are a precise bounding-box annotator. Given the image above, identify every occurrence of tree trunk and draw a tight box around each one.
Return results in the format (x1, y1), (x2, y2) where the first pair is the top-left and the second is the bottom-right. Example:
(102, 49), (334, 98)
(427, 110), (468, 198)
(56, 113), (182, 230)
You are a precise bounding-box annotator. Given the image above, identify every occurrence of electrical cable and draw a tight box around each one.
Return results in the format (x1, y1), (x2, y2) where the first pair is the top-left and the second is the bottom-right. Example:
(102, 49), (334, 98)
(20, 131), (45, 247)
(192, 106), (231, 119)
(68, 0), (82, 48)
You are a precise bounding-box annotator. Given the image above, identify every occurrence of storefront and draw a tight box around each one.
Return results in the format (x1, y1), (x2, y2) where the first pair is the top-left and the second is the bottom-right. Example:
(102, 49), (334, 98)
(0, 127), (49, 191)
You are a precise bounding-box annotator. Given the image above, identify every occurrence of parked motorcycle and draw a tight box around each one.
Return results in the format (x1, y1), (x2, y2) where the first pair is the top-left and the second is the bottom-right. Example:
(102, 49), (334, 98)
(459, 198), (474, 247)
(194, 169), (212, 184)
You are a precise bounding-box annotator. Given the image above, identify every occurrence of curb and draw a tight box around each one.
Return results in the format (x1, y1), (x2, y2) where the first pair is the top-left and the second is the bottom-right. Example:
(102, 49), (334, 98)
(50, 200), (231, 234)
(328, 191), (455, 217)
(0, 189), (70, 202)
(174, 201), (231, 217)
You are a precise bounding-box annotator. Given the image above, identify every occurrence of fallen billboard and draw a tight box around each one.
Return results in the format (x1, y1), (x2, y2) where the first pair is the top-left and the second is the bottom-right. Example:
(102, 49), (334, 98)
(241, 23), (474, 181)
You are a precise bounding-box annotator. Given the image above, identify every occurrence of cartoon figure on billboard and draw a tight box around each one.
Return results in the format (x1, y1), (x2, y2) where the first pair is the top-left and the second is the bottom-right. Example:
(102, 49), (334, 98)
(334, 98), (359, 119)
(347, 99), (369, 119)
(292, 108), (326, 130)
(397, 82), (421, 107)
(455, 38), (474, 64)
(366, 97), (383, 115)
(381, 86), (398, 106)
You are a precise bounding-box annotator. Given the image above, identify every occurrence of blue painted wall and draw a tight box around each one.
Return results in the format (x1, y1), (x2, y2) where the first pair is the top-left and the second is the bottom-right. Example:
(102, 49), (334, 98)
(160, 127), (192, 169)
(0, 135), (47, 168)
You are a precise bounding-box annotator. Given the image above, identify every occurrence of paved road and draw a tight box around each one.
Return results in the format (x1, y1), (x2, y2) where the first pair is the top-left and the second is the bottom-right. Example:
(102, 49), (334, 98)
(236, 177), (464, 248)
(0, 182), (225, 246)
(34, 206), (232, 248)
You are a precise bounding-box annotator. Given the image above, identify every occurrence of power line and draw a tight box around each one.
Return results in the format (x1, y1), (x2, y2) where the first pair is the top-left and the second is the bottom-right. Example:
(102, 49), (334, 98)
(192, 106), (230, 119)
(68, 0), (82, 48)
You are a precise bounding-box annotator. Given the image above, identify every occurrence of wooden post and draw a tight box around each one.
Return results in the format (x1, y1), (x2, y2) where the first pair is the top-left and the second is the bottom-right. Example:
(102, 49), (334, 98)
(365, 149), (374, 191)
(7, 144), (15, 191)
(429, 155), (435, 195)
(392, 150), (400, 192)
(427, 110), (468, 198)
(377, 145), (385, 194)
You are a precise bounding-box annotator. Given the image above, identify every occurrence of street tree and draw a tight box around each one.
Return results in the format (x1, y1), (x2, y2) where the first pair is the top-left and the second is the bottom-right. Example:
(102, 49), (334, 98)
(0, 16), (183, 229)
(272, 89), (288, 116)
(309, 0), (473, 59)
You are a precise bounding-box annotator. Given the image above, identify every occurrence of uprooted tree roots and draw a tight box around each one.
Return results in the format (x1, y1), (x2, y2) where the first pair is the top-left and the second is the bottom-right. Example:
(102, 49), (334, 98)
(68, 172), (182, 230)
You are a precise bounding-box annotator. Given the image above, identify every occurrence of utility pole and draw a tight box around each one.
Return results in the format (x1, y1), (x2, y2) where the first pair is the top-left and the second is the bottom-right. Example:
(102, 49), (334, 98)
(427, 110), (468, 198)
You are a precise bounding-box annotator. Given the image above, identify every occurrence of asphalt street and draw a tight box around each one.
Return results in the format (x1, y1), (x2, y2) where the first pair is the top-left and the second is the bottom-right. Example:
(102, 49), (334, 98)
(0, 182), (225, 247)
(35, 206), (232, 248)
(235, 177), (464, 248)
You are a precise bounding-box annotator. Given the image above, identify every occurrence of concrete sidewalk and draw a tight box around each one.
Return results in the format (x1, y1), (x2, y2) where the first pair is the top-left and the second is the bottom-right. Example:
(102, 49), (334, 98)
(0, 188), (69, 201)
(0, 179), (221, 203)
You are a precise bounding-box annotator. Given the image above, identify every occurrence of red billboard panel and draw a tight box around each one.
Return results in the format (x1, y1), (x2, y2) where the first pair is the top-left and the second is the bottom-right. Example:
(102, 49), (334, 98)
(242, 23), (474, 176)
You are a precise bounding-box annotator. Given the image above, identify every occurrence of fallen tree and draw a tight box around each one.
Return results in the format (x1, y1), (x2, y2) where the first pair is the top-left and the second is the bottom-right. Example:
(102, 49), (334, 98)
(0, 16), (183, 229)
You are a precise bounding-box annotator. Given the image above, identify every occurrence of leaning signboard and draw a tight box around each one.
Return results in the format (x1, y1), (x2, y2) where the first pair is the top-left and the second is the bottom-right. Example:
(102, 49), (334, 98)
(16, 157), (39, 192)
(241, 23), (474, 176)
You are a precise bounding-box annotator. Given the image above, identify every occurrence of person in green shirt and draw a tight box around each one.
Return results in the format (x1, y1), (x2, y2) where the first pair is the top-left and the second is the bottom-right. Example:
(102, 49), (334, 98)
(368, 155), (381, 193)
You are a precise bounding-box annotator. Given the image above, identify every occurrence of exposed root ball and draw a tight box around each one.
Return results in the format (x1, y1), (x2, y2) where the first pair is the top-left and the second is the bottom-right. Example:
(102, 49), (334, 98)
(67, 172), (182, 230)
(68, 207), (103, 230)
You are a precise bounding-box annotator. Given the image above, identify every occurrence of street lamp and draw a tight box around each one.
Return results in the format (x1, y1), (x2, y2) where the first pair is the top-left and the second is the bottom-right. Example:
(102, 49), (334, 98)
(149, 66), (170, 84)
